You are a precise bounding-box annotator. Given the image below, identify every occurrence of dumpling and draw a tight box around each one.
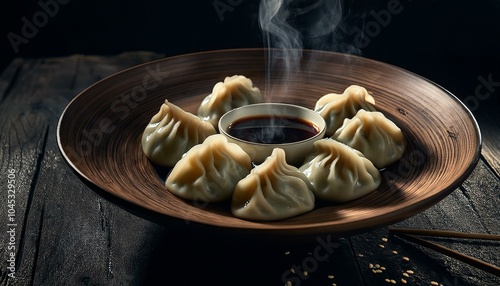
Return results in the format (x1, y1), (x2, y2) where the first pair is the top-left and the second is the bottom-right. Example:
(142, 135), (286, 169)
(231, 148), (315, 221)
(165, 134), (252, 203)
(142, 99), (216, 167)
(314, 85), (376, 135)
(331, 109), (406, 169)
(299, 139), (381, 203)
(198, 75), (262, 128)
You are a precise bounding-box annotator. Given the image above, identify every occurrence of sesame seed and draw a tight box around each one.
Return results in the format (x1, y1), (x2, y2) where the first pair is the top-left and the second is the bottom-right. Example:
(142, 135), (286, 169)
(392, 250), (398, 255)
(285, 251), (290, 255)
(286, 281), (292, 286)
(391, 279), (397, 284)
(406, 270), (414, 274)
(369, 263), (374, 269)
(290, 268), (295, 273)
(385, 279), (391, 283)
(380, 267), (386, 270)
(431, 282), (439, 286)
(358, 253), (364, 257)
(376, 269), (383, 273)
(379, 244), (385, 248)
(372, 269), (378, 274)
(332, 284), (337, 286)
(328, 275), (335, 279)
(403, 273), (410, 277)
(303, 271), (308, 276)
(382, 237), (388, 242)
(403, 256), (410, 261)
(375, 264), (381, 268)
(401, 278), (407, 284)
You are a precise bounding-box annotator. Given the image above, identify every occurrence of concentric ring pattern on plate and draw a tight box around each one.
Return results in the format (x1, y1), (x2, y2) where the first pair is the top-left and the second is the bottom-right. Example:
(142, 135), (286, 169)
(57, 49), (481, 236)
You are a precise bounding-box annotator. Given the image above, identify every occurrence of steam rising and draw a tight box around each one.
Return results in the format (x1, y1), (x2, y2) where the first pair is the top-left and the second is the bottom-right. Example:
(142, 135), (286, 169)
(258, 0), (351, 99)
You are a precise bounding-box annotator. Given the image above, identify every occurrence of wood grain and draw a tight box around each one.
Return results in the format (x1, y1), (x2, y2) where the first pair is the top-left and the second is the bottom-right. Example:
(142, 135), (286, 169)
(349, 159), (500, 285)
(0, 52), (165, 285)
(475, 110), (500, 179)
(1, 51), (498, 286)
(57, 49), (482, 236)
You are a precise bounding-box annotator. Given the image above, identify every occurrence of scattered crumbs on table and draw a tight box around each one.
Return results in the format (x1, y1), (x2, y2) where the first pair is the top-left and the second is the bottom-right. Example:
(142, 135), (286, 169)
(369, 263), (387, 274)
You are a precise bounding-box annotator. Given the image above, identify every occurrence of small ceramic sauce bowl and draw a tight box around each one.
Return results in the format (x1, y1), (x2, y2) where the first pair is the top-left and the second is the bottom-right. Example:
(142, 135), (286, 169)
(219, 103), (326, 165)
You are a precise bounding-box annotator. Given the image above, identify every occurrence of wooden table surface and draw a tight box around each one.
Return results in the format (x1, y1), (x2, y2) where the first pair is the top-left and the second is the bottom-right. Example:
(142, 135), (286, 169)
(0, 51), (499, 286)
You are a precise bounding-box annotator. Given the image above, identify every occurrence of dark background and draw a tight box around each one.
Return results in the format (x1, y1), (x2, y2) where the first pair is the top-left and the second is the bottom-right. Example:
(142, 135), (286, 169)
(1, 0), (499, 106)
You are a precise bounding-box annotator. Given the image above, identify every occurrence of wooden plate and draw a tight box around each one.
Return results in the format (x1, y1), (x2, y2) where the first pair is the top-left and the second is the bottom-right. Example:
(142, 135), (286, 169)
(57, 49), (481, 237)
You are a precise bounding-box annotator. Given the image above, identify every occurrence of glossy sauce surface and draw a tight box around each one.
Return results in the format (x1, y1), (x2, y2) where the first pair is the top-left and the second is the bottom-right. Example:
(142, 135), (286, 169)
(227, 115), (319, 144)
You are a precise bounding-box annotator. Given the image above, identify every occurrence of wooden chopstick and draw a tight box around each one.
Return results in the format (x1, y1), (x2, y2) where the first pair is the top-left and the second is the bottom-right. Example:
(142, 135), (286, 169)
(389, 227), (500, 241)
(389, 230), (500, 277)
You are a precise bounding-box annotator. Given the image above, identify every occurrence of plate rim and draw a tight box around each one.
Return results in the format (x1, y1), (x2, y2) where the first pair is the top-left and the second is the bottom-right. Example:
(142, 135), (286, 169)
(56, 48), (483, 235)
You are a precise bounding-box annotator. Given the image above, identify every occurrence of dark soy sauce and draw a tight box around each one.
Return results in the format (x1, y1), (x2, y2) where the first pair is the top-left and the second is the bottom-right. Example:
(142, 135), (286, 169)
(227, 115), (319, 144)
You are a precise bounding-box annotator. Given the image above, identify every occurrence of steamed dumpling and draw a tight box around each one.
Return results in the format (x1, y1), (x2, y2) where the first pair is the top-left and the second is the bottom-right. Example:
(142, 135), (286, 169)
(142, 99), (216, 167)
(331, 109), (406, 168)
(166, 134), (252, 203)
(231, 148), (315, 221)
(198, 75), (262, 128)
(299, 139), (381, 203)
(314, 85), (376, 135)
